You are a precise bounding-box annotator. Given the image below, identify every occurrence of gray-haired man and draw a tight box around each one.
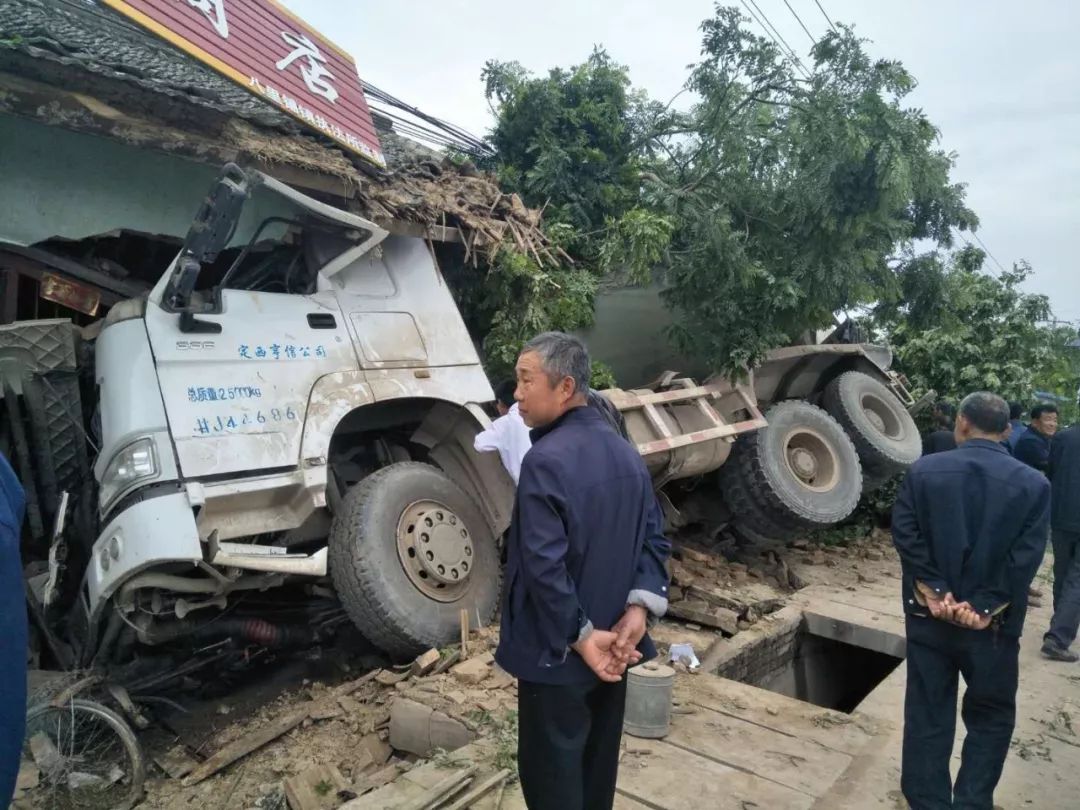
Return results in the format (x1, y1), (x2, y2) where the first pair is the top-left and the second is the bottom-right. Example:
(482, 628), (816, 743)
(495, 332), (670, 810)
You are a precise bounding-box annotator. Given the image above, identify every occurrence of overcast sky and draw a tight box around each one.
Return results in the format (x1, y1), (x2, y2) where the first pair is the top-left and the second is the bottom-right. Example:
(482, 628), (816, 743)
(287, 0), (1079, 322)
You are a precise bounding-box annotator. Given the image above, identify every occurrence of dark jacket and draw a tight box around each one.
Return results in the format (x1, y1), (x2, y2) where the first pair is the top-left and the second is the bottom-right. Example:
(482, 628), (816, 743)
(1049, 425), (1080, 533)
(587, 389), (629, 441)
(1004, 419), (1027, 453)
(496, 406), (671, 685)
(892, 439), (1049, 637)
(1014, 427), (1051, 473)
(922, 429), (957, 455)
(1, 453), (26, 809)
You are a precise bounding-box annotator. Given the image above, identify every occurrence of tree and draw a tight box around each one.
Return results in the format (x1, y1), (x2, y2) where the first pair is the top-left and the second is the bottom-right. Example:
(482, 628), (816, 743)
(653, 9), (977, 373)
(871, 245), (1078, 418)
(468, 49), (672, 382)
(482, 49), (674, 278)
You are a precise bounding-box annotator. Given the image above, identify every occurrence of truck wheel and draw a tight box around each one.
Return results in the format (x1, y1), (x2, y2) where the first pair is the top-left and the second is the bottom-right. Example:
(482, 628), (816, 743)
(329, 462), (501, 659)
(823, 371), (922, 476)
(721, 400), (862, 538)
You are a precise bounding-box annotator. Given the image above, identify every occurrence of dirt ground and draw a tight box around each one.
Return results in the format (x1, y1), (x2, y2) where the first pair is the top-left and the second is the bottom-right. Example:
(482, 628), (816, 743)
(13, 529), (898, 810)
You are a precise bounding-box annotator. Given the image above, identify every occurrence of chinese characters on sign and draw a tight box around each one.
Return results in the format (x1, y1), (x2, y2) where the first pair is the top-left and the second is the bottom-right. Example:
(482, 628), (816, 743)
(237, 343), (327, 360)
(186, 385), (262, 403)
(102, 0), (384, 166)
(276, 31), (337, 103)
(182, 0), (228, 38)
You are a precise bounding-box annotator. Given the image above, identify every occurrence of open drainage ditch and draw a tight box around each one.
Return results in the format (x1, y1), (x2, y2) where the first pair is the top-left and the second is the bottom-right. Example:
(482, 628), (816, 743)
(715, 611), (904, 713)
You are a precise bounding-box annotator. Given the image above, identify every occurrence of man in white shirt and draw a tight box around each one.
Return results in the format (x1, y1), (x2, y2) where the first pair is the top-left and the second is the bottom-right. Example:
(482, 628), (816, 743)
(474, 380), (533, 484)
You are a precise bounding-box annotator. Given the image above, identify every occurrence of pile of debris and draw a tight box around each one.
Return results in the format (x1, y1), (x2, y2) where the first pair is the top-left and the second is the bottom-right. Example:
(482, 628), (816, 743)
(359, 159), (570, 269)
(665, 546), (792, 638)
(129, 627), (517, 810)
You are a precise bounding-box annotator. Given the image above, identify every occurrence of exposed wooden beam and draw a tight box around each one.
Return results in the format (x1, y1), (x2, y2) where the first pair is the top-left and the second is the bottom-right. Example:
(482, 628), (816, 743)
(374, 219), (464, 244)
(1, 246), (148, 304)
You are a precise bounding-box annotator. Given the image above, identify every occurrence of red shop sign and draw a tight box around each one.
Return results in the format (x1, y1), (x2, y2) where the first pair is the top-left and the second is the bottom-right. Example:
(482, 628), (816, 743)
(101, 0), (385, 168)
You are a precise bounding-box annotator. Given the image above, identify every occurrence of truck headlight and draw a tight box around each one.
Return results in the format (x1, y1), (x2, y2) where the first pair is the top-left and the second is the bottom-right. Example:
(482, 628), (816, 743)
(100, 438), (158, 511)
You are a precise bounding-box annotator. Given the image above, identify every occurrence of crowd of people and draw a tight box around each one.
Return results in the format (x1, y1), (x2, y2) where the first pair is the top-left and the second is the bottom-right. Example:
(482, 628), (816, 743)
(896, 392), (1080, 808)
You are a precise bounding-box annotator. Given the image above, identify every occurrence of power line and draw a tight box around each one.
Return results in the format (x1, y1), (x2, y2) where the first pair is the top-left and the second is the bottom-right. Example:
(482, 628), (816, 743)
(782, 0), (818, 45)
(747, 0), (810, 74)
(812, 0), (840, 34)
(971, 232), (1009, 274)
(955, 228), (1013, 277)
(739, 0), (811, 78)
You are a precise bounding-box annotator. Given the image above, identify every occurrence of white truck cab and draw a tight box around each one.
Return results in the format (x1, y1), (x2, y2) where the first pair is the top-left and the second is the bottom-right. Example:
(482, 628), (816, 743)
(86, 165), (514, 660)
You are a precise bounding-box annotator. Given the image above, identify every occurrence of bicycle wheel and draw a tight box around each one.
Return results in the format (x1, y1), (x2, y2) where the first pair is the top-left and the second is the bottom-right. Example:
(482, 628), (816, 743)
(22, 698), (146, 810)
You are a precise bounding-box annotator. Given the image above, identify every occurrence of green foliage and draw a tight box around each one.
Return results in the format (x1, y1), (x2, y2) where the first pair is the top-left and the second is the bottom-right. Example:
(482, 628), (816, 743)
(478, 9), (979, 378)
(441, 247), (599, 382)
(872, 246), (1077, 414)
(483, 50), (649, 235)
(482, 50), (673, 285)
(654, 10), (976, 374)
(597, 208), (676, 283)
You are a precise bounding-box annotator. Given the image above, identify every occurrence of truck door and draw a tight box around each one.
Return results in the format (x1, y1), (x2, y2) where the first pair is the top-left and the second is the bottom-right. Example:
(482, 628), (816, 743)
(144, 169), (388, 480)
(145, 287), (357, 479)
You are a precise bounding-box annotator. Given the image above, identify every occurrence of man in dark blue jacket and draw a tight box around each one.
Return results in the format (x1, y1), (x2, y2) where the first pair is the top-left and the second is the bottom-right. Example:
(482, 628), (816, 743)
(1043, 411), (1080, 661)
(496, 332), (671, 810)
(892, 392), (1049, 810)
(1013, 402), (1058, 472)
(1004, 401), (1027, 453)
(1, 453), (27, 809)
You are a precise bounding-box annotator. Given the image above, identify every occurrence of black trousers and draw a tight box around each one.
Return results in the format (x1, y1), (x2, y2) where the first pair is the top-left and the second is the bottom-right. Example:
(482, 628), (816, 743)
(902, 617), (1019, 810)
(1046, 529), (1080, 649)
(517, 678), (627, 810)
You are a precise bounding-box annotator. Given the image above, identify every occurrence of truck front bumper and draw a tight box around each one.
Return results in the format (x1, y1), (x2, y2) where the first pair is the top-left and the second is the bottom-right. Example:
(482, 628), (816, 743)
(85, 490), (204, 615)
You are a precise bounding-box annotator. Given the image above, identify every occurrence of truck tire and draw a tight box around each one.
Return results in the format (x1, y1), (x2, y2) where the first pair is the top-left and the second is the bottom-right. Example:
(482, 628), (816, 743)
(823, 371), (922, 476)
(721, 400), (862, 539)
(329, 462), (501, 659)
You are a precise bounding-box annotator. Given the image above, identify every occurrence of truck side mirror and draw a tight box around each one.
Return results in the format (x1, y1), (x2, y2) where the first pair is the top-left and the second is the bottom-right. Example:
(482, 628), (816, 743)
(163, 164), (251, 312)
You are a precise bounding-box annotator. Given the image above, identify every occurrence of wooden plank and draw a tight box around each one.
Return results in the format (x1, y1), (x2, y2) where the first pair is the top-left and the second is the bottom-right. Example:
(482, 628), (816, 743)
(664, 703), (855, 796)
(1, 246), (149, 301)
(675, 676), (880, 757)
(444, 769), (511, 810)
(397, 765), (478, 810)
(615, 736), (813, 810)
(460, 609), (470, 658)
(376, 219), (465, 244)
(183, 669), (380, 785)
(183, 708), (307, 785)
(668, 601), (739, 635)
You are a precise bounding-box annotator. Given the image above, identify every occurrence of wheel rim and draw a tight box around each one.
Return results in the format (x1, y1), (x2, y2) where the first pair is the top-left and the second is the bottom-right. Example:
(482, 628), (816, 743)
(396, 499), (474, 602)
(860, 392), (903, 440)
(782, 427), (840, 493)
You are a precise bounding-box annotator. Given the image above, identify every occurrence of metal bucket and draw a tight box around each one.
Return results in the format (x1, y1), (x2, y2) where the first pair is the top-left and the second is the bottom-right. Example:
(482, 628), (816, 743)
(623, 662), (675, 738)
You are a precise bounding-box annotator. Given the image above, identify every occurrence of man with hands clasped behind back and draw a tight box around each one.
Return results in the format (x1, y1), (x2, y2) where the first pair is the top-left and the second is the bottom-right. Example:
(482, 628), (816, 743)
(494, 332), (670, 810)
(892, 392), (1050, 810)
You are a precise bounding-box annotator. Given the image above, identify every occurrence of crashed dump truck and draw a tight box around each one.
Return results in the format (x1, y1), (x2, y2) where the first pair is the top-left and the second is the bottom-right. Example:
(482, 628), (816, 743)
(1, 164), (924, 667)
